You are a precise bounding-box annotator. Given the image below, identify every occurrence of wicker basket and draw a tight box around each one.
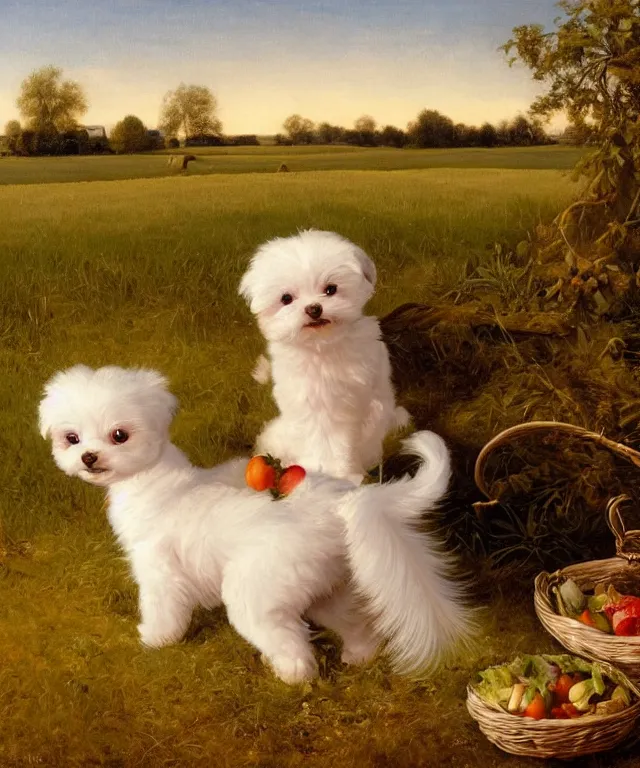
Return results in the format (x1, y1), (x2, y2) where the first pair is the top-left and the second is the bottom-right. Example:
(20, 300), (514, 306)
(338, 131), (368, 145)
(466, 656), (640, 759)
(534, 495), (640, 681)
(474, 420), (640, 680)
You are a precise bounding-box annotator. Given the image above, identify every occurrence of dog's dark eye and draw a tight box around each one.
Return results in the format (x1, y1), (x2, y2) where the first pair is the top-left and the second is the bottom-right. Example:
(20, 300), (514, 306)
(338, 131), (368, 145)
(111, 428), (129, 444)
(65, 432), (80, 445)
(281, 293), (293, 305)
(324, 284), (338, 296)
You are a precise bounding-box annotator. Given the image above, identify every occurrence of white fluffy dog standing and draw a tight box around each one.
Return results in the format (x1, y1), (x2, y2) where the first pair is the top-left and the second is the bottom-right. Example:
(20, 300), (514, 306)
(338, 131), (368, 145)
(239, 229), (409, 484)
(39, 365), (474, 683)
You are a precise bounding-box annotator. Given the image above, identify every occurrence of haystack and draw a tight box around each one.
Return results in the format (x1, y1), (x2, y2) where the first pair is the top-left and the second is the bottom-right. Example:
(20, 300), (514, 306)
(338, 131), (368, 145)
(167, 154), (196, 171)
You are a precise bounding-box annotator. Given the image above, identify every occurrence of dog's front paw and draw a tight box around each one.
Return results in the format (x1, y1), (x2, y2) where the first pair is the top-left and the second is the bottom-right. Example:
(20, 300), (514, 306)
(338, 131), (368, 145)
(267, 653), (318, 684)
(138, 622), (181, 648)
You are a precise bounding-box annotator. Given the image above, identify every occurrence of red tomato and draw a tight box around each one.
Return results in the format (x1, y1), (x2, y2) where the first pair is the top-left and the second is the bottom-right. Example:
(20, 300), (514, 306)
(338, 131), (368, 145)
(523, 693), (547, 720)
(553, 674), (574, 705)
(613, 614), (640, 636)
(561, 703), (581, 719)
(609, 597), (640, 637)
(278, 465), (306, 496)
(551, 706), (569, 720)
(245, 456), (277, 492)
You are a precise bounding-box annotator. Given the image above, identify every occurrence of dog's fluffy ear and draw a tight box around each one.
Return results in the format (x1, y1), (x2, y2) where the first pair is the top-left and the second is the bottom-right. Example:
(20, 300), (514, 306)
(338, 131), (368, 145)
(99, 366), (179, 427)
(352, 245), (377, 286)
(38, 365), (95, 438)
(131, 367), (179, 424)
(238, 265), (255, 305)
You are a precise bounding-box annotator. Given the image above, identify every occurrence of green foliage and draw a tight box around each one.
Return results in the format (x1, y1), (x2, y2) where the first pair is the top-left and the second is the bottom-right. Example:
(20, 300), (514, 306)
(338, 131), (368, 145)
(159, 83), (222, 141)
(407, 109), (455, 148)
(16, 65), (88, 134)
(109, 115), (150, 154)
(283, 114), (316, 144)
(503, 0), (640, 319)
(479, 122), (498, 147)
(3, 119), (21, 154)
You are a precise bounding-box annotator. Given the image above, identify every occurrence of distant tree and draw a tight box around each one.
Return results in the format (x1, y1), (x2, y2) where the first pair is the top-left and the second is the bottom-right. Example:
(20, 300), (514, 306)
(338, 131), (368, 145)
(379, 125), (407, 148)
(452, 122), (481, 147)
(496, 119), (511, 146)
(478, 122), (498, 147)
(110, 115), (150, 154)
(17, 65), (87, 134)
(353, 115), (377, 146)
(227, 134), (260, 146)
(407, 109), (455, 148)
(342, 129), (361, 146)
(529, 117), (549, 145)
(508, 114), (534, 145)
(4, 120), (21, 153)
(316, 122), (343, 144)
(282, 114), (315, 144)
(354, 115), (376, 134)
(159, 84), (222, 141)
(453, 123), (467, 147)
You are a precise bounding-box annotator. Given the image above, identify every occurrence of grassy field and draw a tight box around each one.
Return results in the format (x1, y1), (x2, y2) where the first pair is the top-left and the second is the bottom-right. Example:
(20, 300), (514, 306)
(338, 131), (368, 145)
(0, 144), (583, 185)
(2, 157), (637, 767)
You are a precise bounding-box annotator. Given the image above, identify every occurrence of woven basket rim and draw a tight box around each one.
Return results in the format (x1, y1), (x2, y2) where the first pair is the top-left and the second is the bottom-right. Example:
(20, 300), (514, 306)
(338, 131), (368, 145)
(535, 566), (640, 647)
(534, 564), (640, 676)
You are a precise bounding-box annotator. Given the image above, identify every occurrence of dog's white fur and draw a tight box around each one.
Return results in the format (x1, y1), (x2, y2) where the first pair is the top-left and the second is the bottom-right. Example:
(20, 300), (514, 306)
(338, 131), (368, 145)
(239, 229), (409, 484)
(39, 365), (474, 683)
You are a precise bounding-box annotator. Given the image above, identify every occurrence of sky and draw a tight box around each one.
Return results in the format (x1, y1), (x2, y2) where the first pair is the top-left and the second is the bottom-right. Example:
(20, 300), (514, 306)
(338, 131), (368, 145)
(0, 0), (567, 136)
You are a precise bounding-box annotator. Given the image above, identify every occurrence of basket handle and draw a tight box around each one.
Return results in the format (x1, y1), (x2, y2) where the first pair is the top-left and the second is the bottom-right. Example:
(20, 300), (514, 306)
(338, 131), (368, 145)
(474, 420), (640, 499)
(606, 495), (640, 563)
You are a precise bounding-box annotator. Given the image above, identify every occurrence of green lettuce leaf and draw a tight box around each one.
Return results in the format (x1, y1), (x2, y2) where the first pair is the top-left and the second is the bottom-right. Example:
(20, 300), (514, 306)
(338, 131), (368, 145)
(474, 666), (516, 705)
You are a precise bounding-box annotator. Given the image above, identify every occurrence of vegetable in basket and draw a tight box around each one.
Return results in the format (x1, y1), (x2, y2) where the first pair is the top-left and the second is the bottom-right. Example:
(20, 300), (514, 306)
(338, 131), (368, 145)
(553, 579), (640, 637)
(473, 654), (633, 720)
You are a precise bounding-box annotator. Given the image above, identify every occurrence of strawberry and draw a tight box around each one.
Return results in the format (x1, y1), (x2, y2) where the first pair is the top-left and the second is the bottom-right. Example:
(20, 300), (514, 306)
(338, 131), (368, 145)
(278, 465), (306, 496)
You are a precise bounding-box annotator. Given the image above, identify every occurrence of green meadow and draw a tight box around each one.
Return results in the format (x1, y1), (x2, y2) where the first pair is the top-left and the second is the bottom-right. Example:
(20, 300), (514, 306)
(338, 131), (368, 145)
(0, 143), (582, 184)
(2, 149), (636, 767)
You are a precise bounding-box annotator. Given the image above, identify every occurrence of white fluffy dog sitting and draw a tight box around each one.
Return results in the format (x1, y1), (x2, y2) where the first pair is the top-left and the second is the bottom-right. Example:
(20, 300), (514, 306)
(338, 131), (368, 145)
(38, 365), (474, 683)
(239, 229), (409, 484)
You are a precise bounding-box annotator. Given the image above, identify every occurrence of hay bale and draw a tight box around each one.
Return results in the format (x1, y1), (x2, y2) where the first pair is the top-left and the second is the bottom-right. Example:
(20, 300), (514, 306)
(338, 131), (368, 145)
(277, 163), (289, 173)
(167, 154), (196, 170)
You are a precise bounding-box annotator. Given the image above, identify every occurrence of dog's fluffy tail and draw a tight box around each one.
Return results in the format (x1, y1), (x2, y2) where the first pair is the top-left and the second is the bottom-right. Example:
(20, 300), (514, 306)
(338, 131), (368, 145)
(337, 430), (476, 675)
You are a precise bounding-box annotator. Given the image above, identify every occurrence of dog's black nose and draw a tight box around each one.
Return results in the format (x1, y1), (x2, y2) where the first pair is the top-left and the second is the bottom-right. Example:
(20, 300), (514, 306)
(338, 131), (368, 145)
(305, 303), (323, 320)
(81, 451), (98, 468)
